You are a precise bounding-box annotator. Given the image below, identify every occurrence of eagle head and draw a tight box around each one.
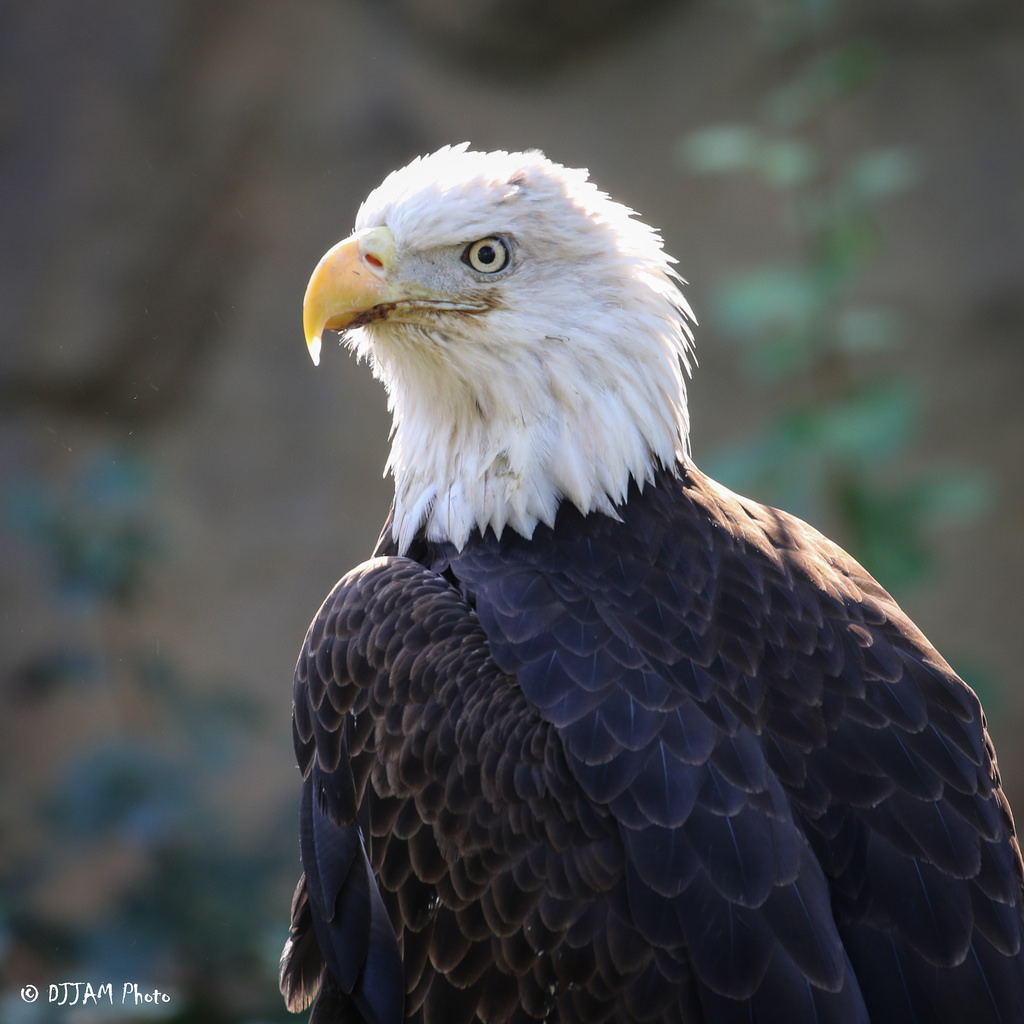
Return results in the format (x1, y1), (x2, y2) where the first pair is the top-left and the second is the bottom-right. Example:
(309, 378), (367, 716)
(303, 144), (695, 553)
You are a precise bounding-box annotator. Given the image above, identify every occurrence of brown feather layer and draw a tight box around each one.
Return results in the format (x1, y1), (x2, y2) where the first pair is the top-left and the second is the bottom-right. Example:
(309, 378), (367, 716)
(281, 463), (1024, 1024)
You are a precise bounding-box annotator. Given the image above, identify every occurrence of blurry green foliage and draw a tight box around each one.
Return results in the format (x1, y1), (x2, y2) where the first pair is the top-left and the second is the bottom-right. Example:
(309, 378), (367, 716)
(8, 453), (159, 608)
(678, 8), (992, 598)
(3, 448), (293, 1023)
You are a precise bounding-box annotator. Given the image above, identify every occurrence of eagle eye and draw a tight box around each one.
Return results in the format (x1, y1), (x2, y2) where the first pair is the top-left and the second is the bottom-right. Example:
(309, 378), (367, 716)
(462, 237), (511, 274)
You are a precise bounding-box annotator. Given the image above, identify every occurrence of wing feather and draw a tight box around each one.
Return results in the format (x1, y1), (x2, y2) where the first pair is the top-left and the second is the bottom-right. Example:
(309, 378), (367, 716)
(437, 465), (1023, 1021)
(284, 463), (1024, 1023)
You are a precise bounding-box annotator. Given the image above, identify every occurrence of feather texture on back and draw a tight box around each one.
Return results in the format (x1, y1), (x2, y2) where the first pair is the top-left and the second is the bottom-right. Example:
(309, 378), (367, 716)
(281, 465), (1024, 1023)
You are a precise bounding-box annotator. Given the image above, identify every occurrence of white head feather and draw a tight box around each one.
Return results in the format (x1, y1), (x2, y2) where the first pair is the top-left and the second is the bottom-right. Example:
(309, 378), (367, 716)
(340, 144), (695, 553)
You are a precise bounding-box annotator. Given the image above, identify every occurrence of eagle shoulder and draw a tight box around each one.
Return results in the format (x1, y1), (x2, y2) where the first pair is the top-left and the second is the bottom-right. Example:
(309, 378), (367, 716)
(282, 555), (631, 1024)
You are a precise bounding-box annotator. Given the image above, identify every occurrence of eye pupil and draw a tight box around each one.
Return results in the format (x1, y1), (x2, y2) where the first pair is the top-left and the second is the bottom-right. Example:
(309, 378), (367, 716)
(478, 245), (496, 264)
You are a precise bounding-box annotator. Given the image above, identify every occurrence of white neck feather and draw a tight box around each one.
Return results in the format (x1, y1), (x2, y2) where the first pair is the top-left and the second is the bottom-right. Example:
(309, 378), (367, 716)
(355, 286), (693, 553)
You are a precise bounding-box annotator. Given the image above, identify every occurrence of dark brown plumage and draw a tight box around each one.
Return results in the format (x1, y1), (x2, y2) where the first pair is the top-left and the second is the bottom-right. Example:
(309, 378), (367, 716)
(280, 463), (1024, 1024)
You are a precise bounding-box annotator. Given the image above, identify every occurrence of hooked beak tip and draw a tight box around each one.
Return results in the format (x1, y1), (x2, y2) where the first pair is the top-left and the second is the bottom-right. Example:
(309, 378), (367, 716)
(306, 332), (322, 366)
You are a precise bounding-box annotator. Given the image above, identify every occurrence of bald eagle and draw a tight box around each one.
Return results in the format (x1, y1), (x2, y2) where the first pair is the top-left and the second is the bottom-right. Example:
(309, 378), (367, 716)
(279, 145), (1024, 1024)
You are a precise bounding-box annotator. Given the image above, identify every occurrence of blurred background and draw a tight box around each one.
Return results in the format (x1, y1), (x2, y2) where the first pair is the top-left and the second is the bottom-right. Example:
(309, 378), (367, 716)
(1, 0), (1022, 1021)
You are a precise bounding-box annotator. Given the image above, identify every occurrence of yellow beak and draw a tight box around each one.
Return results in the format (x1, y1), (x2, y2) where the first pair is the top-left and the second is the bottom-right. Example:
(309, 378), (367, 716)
(302, 226), (397, 365)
